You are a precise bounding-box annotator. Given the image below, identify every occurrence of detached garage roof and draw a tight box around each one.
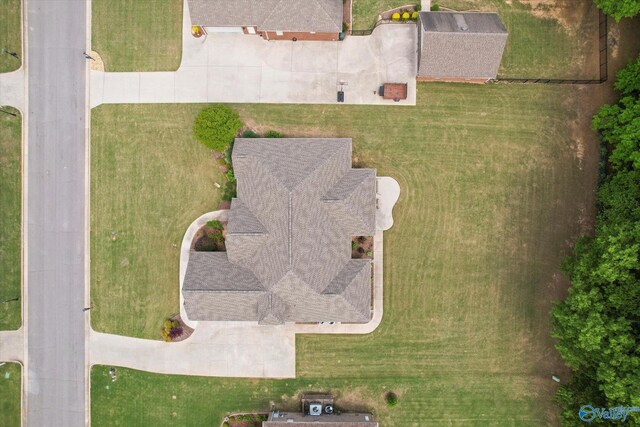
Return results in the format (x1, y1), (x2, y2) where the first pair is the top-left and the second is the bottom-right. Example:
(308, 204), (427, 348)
(183, 138), (376, 324)
(417, 11), (508, 80)
(187, 0), (343, 33)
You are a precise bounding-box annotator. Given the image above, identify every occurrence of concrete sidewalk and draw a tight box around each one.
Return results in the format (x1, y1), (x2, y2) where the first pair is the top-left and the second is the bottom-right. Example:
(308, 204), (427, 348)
(0, 329), (24, 362)
(0, 69), (25, 110)
(90, 0), (417, 107)
(90, 322), (295, 378)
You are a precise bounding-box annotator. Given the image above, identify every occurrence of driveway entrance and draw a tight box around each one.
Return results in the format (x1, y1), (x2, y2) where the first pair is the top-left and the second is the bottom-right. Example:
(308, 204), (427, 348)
(90, 2), (417, 107)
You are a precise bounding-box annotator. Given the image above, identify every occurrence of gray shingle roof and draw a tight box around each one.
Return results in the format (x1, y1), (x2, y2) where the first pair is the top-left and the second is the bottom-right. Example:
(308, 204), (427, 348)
(187, 0), (343, 33)
(417, 11), (508, 80)
(183, 138), (376, 324)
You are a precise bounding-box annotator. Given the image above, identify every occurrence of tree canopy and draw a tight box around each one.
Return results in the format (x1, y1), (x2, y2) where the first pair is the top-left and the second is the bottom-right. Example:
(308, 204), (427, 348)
(552, 55), (640, 425)
(193, 105), (242, 152)
(594, 0), (640, 20)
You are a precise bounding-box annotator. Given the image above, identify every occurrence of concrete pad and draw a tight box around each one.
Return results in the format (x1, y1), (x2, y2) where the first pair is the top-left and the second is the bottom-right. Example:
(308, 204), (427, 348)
(0, 69), (25, 110)
(0, 329), (24, 362)
(209, 33), (265, 67)
(207, 66), (261, 103)
(174, 67), (208, 103)
(139, 72), (176, 103)
(291, 42), (338, 73)
(90, 322), (296, 378)
(102, 72), (141, 104)
(376, 177), (401, 231)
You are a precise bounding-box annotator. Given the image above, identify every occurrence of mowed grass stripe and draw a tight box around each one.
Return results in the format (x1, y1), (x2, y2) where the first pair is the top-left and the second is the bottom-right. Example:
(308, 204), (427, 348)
(0, 0), (21, 73)
(0, 108), (21, 331)
(92, 0), (182, 71)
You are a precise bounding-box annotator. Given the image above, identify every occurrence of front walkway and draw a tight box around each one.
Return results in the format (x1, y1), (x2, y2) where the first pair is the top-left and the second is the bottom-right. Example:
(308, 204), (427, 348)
(0, 329), (24, 362)
(90, 0), (417, 108)
(0, 69), (25, 110)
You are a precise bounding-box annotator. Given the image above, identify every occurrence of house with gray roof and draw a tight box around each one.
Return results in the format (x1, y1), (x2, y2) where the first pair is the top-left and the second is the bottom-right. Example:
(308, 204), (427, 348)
(182, 138), (376, 324)
(417, 11), (508, 82)
(187, 0), (343, 41)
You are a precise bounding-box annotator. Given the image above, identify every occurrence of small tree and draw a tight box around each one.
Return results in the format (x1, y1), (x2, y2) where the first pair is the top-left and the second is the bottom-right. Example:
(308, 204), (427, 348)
(385, 391), (398, 407)
(264, 130), (283, 138)
(193, 105), (242, 152)
(392, 12), (400, 21)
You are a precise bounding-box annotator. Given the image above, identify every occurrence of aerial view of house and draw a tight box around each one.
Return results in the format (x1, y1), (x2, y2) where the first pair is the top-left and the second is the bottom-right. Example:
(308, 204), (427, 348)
(1, 0), (639, 426)
(183, 138), (377, 324)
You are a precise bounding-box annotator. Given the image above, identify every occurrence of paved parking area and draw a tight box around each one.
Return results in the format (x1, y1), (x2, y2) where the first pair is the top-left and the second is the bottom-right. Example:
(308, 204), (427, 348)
(90, 2), (417, 107)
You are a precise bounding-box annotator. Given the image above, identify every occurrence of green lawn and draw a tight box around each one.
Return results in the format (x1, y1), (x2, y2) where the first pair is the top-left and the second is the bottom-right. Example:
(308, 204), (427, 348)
(90, 105), (223, 338)
(351, 0), (408, 29)
(92, 0), (182, 71)
(0, 108), (21, 331)
(0, 0), (22, 73)
(91, 81), (595, 425)
(0, 362), (21, 427)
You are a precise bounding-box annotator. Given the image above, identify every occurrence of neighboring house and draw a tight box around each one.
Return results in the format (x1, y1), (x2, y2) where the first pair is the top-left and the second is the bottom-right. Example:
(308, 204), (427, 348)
(263, 413), (378, 426)
(264, 394), (378, 426)
(182, 138), (376, 324)
(417, 11), (508, 82)
(187, 0), (343, 41)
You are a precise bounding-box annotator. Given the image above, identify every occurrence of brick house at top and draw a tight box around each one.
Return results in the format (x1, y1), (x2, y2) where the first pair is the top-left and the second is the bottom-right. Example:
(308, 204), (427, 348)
(187, 0), (343, 41)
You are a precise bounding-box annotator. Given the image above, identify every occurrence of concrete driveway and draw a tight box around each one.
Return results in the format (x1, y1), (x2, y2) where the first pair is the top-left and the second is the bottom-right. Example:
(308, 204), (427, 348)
(90, 2), (417, 107)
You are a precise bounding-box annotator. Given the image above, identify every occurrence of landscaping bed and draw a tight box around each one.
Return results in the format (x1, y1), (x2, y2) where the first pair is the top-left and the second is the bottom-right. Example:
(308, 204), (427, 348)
(191, 220), (227, 252)
(352, 236), (373, 259)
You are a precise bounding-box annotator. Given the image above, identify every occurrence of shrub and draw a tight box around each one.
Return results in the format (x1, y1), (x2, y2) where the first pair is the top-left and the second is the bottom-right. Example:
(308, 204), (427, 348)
(193, 105), (242, 152)
(352, 241), (357, 250)
(392, 12), (400, 21)
(264, 130), (283, 138)
(386, 391), (398, 407)
(411, 11), (419, 20)
(222, 180), (237, 202)
(242, 129), (259, 138)
(431, 3), (440, 11)
(415, 3), (421, 11)
(161, 319), (182, 342)
(402, 11), (410, 20)
(207, 220), (224, 231)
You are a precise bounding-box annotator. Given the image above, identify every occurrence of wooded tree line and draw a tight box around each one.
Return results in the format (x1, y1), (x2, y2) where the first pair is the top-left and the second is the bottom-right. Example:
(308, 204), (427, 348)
(552, 56), (640, 425)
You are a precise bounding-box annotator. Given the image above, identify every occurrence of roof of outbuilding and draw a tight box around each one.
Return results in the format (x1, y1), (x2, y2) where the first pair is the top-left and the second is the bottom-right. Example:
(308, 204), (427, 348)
(187, 0), (343, 33)
(420, 11), (507, 34)
(183, 138), (376, 324)
(417, 11), (508, 80)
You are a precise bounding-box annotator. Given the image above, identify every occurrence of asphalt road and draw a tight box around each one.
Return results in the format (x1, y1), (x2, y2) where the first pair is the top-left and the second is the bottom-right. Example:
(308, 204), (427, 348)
(26, 0), (87, 425)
